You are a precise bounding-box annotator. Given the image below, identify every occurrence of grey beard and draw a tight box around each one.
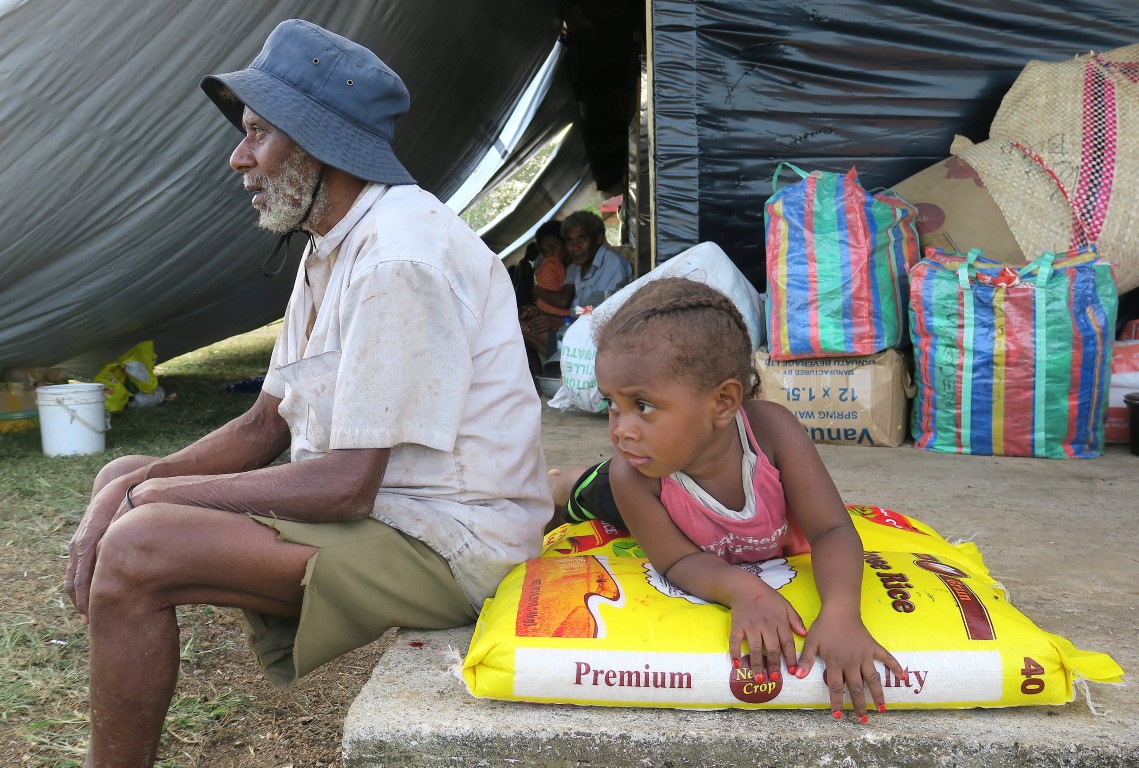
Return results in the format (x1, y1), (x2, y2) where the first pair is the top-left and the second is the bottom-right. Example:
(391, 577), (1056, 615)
(249, 147), (329, 234)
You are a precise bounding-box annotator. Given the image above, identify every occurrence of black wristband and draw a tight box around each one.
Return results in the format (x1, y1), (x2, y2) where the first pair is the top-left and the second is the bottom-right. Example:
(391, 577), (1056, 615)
(125, 483), (140, 509)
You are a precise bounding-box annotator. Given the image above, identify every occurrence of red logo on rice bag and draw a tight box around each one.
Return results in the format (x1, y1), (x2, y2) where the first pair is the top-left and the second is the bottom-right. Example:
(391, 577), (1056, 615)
(551, 520), (629, 555)
(729, 665), (783, 704)
(914, 553), (996, 641)
(847, 505), (927, 536)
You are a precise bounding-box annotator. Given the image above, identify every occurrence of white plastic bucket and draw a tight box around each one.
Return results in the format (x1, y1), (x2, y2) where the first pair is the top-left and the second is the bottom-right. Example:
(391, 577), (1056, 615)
(36, 383), (107, 456)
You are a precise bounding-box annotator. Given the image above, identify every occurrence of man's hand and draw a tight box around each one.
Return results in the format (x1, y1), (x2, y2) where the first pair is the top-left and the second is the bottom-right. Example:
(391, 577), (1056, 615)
(65, 479), (134, 623)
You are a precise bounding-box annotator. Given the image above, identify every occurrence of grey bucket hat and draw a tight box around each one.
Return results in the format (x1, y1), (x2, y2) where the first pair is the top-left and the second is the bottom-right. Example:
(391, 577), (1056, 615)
(201, 19), (416, 185)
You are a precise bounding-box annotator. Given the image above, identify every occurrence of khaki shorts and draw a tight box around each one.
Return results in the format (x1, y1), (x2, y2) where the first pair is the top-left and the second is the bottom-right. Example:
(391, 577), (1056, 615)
(243, 515), (478, 688)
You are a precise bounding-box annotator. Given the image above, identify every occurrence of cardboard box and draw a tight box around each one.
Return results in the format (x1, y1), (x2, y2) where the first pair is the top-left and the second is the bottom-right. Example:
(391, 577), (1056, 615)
(1106, 340), (1139, 443)
(893, 156), (1024, 263)
(755, 348), (914, 447)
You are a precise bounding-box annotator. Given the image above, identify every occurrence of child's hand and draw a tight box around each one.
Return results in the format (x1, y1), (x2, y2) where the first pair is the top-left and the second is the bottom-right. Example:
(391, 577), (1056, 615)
(727, 581), (807, 679)
(795, 608), (905, 721)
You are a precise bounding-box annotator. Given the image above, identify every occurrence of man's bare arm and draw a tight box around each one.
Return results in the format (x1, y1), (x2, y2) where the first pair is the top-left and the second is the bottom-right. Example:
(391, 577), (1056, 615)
(128, 446), (389, 523)
(133, 389), (293, 481)
(112, 389), (388, 522)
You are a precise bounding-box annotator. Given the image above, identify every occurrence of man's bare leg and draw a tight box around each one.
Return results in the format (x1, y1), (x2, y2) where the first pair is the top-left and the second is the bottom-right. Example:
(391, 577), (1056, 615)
(85, 504), (315, 768)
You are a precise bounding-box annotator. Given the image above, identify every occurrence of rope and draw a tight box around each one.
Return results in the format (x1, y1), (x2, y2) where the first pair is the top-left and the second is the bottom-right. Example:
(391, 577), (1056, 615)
(52, 397), (108, 434)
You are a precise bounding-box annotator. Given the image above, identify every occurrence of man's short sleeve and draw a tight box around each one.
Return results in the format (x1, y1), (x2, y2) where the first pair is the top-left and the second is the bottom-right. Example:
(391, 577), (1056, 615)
(328, 260), (474, 452)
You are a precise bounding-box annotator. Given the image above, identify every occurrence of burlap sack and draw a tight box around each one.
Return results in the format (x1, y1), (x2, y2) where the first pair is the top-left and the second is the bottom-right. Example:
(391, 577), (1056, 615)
(952, 44), (1139, 293)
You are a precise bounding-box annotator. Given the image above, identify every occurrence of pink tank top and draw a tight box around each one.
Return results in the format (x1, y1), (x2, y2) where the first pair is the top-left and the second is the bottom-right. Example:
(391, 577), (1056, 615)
(660, 409), (808, 564)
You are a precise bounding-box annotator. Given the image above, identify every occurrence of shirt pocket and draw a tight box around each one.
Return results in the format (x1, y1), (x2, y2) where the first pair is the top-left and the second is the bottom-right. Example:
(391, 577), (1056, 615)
(277, 350), (341, 453)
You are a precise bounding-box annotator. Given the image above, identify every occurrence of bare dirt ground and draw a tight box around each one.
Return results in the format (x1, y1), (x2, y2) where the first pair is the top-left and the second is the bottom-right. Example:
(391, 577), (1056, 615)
(159, 619), (395, 768)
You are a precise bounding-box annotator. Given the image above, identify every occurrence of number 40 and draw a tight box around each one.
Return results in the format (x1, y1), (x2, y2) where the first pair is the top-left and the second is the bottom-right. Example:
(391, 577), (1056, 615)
(1020, 657), (1046, 695)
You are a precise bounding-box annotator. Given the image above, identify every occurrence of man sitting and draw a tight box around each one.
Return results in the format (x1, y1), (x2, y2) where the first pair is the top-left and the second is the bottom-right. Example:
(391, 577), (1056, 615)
(65, 19), (551, 767)
(559, 210), (633, 309)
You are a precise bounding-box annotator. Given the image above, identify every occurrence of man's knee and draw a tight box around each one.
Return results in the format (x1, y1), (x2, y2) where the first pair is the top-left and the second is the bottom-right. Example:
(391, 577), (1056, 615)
(91, 510), (172, 602)
(92, 454), (157, 494)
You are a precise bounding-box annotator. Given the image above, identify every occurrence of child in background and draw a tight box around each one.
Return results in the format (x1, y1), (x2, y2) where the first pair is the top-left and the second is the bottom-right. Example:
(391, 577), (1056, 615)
(549, 277), (903, 722)
(520, 220), (573, 369)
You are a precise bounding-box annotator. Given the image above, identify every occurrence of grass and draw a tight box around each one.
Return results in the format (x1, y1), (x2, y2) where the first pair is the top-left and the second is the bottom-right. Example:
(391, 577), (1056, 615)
(0, 323), (280, 767)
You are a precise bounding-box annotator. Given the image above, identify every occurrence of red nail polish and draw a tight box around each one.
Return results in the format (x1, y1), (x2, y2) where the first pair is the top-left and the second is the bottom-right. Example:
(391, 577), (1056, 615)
(878, 704), (887, 714)
(833, 710), (842, 720)
(859, 715), (869, 724)
(788, 665), (798, 675)
(732, 658), (740, 669)
(796, 667), (808, 679)
(770, 671), (781, 681)
(755, 671), (765, 682)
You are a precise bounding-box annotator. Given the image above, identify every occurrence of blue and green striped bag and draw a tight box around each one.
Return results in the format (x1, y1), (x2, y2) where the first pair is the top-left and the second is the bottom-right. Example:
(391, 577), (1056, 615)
(909, 247), (1117, 458)
(765, 164), (920, 360)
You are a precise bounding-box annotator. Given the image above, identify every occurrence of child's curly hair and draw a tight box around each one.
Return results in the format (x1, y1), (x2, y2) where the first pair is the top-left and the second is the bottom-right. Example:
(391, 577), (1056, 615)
(594, 277), (758, 398)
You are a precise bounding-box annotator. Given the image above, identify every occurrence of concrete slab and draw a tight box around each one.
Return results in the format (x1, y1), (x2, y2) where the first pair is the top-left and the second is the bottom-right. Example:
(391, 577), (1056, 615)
(344, 406), (1138, 768)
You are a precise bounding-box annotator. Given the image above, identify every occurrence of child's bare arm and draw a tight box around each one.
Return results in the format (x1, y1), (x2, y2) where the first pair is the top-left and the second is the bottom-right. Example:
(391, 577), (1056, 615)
(747, 400), (905, 719)
(609, 456), (806, 673)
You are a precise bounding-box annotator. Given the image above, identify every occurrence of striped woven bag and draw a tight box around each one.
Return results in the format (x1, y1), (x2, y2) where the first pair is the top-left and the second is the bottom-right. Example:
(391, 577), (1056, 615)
(764, 163), (920, 360)
(909, 247), (1117, 458)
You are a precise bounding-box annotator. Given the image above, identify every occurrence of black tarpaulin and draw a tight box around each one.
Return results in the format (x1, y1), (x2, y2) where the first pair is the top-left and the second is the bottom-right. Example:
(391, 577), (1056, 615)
(462, 46), (580, 215)
(649, 0), (1139, 288)
(7, 0), (1139, 375)
(0, 0), (560, 373)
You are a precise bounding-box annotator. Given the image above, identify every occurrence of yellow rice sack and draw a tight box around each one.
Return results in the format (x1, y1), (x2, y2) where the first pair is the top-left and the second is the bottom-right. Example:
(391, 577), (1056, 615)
(461, 506), (1122, 709)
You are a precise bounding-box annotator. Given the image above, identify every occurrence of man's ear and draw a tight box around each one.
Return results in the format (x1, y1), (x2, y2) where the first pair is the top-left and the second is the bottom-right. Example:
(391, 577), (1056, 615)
(711, 378), (744, 429)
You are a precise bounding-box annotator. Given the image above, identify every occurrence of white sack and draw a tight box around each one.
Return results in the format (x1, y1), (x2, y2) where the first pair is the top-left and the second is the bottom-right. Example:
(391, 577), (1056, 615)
(548, 242), (765, 413)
